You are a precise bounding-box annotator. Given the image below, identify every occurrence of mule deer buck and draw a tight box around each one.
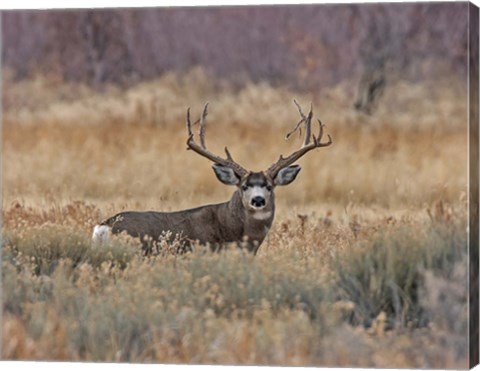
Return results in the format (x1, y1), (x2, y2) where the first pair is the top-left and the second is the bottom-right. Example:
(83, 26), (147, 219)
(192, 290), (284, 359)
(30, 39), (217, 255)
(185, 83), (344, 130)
(92, 101), (332, 254)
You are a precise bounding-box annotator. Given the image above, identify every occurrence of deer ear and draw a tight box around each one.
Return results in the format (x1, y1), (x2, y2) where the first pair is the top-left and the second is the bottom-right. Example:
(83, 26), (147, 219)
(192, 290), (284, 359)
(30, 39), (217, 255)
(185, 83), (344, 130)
(212, 164), (240, 185)
(274, 165), (301, 186)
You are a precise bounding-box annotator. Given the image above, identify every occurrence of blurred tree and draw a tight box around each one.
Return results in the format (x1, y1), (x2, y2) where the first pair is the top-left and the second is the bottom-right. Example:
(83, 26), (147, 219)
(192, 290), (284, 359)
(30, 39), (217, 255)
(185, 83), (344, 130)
(1, 3), (468, 94)
(352, 3), (468, 113)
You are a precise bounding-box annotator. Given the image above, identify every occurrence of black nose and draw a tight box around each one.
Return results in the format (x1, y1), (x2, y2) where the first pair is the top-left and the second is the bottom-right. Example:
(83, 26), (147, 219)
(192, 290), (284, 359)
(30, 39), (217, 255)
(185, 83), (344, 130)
(251, 196), (266, 207)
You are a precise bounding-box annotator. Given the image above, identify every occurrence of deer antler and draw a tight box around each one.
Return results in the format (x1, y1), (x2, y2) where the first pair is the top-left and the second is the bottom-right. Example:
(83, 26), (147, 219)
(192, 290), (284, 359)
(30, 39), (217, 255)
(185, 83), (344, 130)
(267, 100), (332, 179)
(186, 103), (249, 178)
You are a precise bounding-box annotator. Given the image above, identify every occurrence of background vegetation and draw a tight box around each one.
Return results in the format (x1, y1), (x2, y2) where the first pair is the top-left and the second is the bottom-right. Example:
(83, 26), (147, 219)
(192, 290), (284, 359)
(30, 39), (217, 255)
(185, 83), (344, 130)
(3, 3), (468, 88)
(1, 2), (470, 368)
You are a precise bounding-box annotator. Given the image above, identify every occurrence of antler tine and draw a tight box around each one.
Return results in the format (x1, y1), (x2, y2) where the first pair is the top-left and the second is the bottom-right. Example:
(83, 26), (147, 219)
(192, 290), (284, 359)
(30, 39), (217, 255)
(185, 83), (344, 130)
(267, 101), (333, 179)
(186, 104), (248, 178)
(286, 99), (313, 147)
(224, 146), (234, 161)
(199, 103), (208, 149)
(314, 119), (323, 144)
(303, 105), (313, 147)
(186, 107), (193, 137)
(285, 117), (304, 141)
(293, 99), (306, 118)
(314, 119), (332, 146)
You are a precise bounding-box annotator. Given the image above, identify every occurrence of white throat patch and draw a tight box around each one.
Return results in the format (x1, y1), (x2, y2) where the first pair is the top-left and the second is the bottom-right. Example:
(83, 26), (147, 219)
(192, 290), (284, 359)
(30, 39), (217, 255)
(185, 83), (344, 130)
(252, 210), (272, 220)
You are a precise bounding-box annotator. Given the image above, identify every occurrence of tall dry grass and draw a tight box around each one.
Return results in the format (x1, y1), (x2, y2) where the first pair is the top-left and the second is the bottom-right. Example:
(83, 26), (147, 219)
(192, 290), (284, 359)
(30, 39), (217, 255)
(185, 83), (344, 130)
(1, 212), (469, 366)
(3, 69), (467, 212)
(1, 70), (470, 367)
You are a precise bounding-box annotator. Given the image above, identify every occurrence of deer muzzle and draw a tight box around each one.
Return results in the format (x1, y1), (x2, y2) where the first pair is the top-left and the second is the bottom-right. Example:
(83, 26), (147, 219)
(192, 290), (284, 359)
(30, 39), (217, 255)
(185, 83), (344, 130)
(251, 196), (266, 208)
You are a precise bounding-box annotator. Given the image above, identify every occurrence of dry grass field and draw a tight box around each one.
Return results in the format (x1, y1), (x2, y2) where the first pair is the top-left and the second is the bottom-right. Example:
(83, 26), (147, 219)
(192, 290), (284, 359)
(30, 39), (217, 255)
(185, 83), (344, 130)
(1, 70), (470, 367)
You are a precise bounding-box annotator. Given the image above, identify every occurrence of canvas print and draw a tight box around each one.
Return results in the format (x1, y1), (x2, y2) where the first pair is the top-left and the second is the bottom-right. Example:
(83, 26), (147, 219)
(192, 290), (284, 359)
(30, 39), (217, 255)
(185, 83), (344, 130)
(1, 2), (479, 368)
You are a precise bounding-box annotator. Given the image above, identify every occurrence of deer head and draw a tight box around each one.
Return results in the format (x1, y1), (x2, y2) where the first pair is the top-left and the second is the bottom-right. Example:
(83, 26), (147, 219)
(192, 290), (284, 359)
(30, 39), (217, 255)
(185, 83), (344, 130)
(186, 101), (333, 215)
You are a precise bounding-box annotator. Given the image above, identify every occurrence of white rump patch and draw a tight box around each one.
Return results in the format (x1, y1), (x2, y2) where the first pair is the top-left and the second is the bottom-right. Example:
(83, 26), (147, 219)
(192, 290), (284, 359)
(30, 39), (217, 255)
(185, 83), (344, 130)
(92, 225), (111, 245)
(252, 210), (272, 220)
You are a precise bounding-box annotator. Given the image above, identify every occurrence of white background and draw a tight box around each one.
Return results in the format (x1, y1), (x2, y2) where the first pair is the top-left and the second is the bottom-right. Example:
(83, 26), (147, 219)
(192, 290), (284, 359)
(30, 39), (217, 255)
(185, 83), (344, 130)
(0, 1), (478, 371)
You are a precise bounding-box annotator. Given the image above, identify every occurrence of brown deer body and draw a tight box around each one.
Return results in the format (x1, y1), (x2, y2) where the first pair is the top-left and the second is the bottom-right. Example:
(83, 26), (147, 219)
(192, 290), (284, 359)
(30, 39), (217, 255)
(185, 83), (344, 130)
(92, 101), (332, 254)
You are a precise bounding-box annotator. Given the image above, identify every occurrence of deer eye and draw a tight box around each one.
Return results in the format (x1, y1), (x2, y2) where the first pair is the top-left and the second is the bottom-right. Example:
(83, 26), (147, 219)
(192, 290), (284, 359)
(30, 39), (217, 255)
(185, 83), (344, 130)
(241, 185), (249, 191)
(266, 185), (273, 191)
